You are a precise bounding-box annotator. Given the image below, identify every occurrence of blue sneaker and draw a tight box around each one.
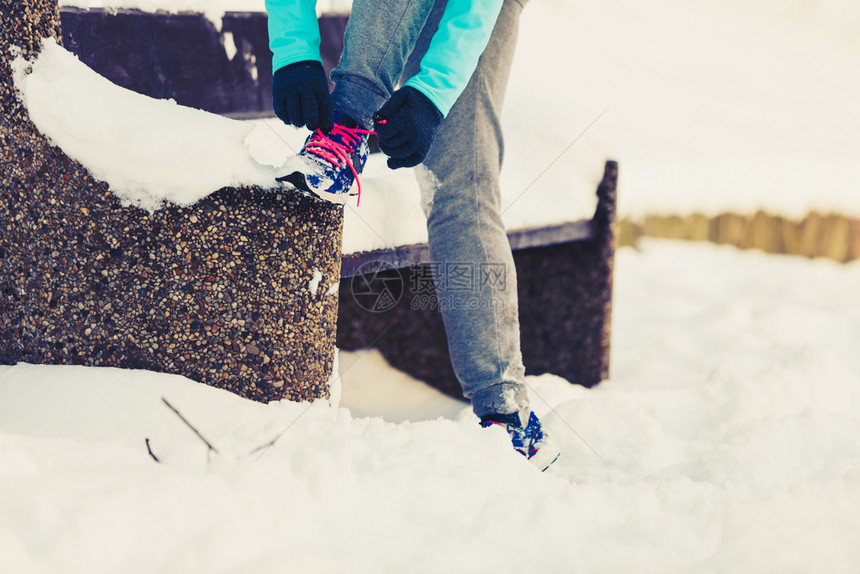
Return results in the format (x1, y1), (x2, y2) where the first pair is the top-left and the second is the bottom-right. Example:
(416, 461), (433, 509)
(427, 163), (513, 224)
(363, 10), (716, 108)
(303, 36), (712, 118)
(276, 114), (372, 205)
(481, 411), (560, 471)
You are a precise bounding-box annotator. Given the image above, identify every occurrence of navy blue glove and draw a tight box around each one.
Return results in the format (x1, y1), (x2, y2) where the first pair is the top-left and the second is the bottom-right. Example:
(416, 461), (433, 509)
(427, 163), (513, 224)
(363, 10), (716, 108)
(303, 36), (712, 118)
(373, 86), (443, 169)
(272, 60), (334, 132)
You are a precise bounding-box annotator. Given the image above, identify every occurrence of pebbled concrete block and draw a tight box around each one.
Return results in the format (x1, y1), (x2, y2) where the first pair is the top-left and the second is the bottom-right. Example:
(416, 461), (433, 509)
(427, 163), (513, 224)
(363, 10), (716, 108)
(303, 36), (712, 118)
(1, 0), (344, 403)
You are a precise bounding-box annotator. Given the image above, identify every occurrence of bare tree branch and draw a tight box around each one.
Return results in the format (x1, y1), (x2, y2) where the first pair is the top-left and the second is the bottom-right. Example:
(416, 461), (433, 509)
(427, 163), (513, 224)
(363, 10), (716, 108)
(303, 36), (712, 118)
(248, 433), (283, 456)
(162, 397), (219, 454)
(145, 437), (160, 463)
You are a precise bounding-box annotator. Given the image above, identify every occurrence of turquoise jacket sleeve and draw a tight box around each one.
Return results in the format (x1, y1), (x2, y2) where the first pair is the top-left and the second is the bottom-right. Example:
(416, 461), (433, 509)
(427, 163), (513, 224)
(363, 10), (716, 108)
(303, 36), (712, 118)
(265, 0), (322, 72)
(266, 0), (504, 118)
(405, 0), (504, 117)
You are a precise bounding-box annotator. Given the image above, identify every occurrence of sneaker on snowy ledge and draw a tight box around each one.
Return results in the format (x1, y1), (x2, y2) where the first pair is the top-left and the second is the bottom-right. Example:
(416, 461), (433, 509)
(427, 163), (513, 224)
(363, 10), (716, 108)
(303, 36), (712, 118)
(276, 113), (372, 205)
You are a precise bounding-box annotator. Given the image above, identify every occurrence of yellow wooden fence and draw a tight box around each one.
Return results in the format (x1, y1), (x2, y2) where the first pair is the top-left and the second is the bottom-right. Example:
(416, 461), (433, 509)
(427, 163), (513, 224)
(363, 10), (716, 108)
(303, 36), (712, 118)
(619, 212), (860, 263)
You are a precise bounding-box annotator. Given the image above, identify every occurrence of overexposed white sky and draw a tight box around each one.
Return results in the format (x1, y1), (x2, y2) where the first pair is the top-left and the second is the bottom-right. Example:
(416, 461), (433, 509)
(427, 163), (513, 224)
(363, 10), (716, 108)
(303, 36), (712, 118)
(56, 0), (860, 219)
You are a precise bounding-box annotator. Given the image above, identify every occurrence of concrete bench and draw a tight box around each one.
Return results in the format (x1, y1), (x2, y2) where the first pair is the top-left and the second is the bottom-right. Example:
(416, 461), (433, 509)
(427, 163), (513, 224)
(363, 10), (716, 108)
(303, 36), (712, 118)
(55, 7), (618, 396)
(337, 163), (617, 397)
(1, 2), (343, 404)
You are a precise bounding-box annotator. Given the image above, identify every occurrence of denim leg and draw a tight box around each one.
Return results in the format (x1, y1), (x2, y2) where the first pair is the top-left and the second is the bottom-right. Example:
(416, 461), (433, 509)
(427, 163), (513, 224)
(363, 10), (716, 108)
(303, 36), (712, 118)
(404, 0), (529, 424)
(331, 0), (436, 128)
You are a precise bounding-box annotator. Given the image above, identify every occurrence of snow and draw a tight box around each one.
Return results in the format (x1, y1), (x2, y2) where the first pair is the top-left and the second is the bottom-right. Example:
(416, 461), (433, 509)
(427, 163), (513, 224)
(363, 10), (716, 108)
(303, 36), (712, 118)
(308, 268), (323, 295)
(19, 0), (860, 249)
(12, 40), (281, 211)
(221, 31), (237, 61)
(338, 348), (467, 423)
(10, 40), (596, 252)
(6, 2), (860, 571)
(3, 240), (860, 572)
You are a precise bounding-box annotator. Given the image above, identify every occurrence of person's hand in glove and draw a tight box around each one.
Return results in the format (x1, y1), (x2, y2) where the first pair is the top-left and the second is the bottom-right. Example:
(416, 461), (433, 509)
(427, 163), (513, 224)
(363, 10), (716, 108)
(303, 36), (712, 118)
(373, 86), (443, 169)
(272, 60), (334, 132)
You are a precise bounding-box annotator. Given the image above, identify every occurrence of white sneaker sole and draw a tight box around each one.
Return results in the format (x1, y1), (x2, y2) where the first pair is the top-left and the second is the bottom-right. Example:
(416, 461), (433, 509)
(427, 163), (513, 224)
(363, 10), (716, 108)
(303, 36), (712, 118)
(529, 433), (561, 472)
(277, 175), (354, 205)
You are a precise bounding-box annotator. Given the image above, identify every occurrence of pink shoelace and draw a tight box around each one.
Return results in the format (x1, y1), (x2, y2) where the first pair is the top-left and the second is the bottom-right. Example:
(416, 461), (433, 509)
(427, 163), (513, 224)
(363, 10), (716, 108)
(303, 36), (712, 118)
(304, 123), (376, 206)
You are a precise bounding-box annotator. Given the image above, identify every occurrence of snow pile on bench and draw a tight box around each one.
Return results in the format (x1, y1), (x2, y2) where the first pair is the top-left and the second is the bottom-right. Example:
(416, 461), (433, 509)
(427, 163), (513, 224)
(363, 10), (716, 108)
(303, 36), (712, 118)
(13, 39), (280, 210)
(14, 38), (603, 255)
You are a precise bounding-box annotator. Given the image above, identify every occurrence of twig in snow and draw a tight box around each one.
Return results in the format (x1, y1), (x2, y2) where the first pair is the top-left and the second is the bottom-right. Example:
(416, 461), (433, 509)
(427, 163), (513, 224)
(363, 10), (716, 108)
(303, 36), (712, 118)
(246, 406), (312, 463)
(162, 397), (219, 455)
(145, 437), (160, 463)
(248, 433), (283, 456)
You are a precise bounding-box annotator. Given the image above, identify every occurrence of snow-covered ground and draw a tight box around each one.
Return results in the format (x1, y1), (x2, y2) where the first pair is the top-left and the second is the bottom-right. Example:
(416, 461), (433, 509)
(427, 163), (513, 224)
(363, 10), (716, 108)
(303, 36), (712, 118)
(5, 1), (860, 571)
(3, 240), (860, 573)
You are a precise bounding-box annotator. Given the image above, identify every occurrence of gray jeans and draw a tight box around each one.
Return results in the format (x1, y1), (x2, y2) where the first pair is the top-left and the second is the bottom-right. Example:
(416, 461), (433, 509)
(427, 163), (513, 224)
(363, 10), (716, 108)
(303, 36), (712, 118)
(333, 0), (530, 423)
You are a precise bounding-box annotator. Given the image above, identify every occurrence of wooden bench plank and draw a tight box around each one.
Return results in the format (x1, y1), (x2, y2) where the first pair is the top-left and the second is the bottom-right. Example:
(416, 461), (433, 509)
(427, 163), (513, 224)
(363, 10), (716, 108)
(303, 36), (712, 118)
(337, 162), (618, 392)
(341, 219), (594, 277)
